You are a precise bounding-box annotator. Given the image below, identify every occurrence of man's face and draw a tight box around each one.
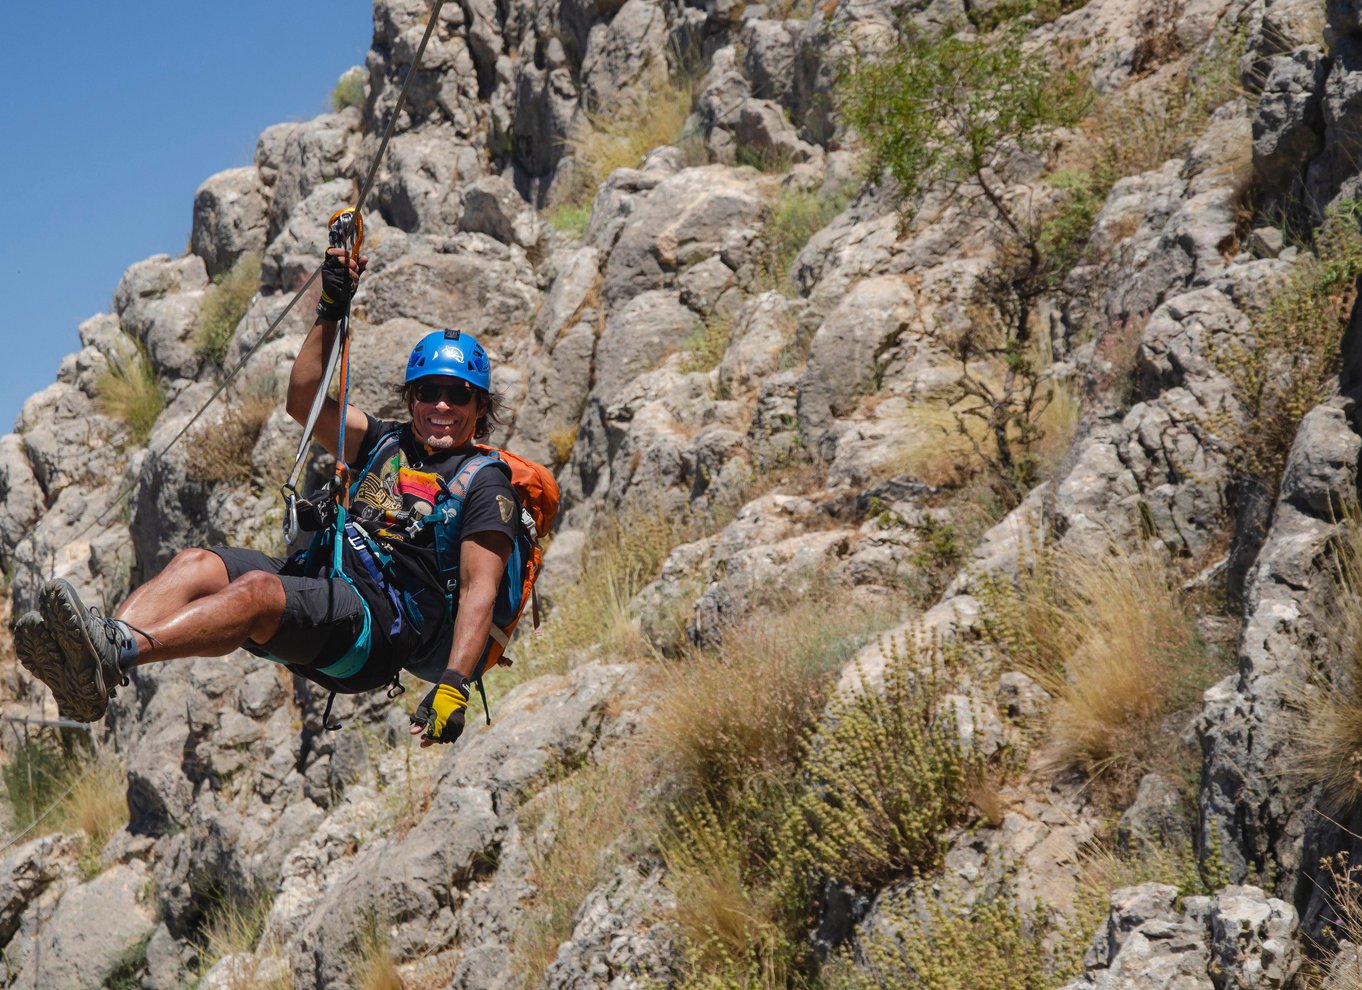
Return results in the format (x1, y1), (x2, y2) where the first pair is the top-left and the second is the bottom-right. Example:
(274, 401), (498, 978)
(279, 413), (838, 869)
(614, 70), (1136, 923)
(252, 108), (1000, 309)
(408, 376), (484, 450)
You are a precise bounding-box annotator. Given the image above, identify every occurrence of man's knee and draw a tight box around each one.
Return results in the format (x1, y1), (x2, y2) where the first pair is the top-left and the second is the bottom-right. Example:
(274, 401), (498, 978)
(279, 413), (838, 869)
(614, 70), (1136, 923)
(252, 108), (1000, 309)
(228, 569), (285, 606)
(167, 547), (227, 579)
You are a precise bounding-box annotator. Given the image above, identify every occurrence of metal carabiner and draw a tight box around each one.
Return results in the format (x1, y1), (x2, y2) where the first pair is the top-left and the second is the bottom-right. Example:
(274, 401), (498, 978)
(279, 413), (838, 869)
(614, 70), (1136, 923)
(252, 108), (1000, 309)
(283, 489), (301, 547)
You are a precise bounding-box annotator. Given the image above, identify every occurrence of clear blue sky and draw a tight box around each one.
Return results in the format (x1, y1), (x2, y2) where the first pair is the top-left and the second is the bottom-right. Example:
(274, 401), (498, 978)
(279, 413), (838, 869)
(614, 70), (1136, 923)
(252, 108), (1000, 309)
(0, 2), (374, 432)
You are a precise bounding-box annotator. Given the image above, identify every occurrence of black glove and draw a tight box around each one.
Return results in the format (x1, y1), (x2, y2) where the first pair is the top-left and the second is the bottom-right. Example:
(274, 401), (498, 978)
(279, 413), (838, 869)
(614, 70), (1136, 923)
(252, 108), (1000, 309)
(412, 671), (469, 744)
(316, 251), (359, 321)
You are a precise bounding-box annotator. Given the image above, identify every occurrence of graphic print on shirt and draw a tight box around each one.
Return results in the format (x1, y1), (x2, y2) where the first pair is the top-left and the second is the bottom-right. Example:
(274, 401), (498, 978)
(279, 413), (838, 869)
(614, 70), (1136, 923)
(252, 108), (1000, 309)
(352, 450), (442, 543)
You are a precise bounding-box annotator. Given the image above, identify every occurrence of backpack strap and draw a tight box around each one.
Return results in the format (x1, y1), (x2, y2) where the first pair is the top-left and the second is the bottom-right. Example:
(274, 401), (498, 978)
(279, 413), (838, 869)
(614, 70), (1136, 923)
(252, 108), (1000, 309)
(421, 454), (509, 600)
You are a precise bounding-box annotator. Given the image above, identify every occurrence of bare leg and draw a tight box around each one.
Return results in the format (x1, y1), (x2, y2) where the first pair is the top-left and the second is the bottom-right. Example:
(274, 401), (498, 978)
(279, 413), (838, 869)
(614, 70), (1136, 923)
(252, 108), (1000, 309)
(122, 570), (288, 666)
(117, 548), (231, 627)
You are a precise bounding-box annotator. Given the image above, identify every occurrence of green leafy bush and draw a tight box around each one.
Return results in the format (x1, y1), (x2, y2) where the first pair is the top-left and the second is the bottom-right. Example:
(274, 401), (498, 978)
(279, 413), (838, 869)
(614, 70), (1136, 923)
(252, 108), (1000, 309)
(331, 67), (366, 113)
(196, 253), (261, 368)
(822, 885), (1080, 990)
(1210, 201), (1362, 493)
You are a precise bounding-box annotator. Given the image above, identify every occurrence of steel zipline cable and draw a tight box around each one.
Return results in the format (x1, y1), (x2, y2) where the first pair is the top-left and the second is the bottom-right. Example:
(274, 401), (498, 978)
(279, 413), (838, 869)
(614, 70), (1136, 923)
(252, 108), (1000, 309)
(2, 0), (451, 855)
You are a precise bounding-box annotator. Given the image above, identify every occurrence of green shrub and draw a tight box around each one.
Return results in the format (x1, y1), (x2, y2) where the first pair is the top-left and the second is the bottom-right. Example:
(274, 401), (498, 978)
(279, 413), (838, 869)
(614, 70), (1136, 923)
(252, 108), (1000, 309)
(548, 202), (593, 239)
(822, 884), (1080, 990)
(839, 23), (1086, 215)
(3, 735), (67, 835)
(785, 644), (992, 892)
(331, 67), (366, 113)
(96, 341), (165, 446)
(2, 739), (126, 864)
(1209, 201), (1362, 495)
(682, 312), (732, 372)
(760, 183), (855, 292)
(196, 253), (262, 368)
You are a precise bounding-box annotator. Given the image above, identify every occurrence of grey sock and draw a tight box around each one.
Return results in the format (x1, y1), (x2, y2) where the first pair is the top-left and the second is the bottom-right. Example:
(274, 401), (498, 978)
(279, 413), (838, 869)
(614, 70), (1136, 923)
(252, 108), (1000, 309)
(110, 619), (140, 669)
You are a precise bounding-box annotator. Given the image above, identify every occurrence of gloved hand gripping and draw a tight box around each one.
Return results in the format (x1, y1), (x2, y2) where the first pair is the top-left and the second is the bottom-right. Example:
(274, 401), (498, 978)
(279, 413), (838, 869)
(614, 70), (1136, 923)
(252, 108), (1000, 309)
(412, 671), (469, 744)
(316, 251), (360, 322)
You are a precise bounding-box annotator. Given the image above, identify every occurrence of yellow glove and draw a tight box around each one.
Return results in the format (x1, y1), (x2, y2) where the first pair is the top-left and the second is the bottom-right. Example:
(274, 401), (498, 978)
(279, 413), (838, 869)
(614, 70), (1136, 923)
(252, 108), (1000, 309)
(412, 673), (469, 744)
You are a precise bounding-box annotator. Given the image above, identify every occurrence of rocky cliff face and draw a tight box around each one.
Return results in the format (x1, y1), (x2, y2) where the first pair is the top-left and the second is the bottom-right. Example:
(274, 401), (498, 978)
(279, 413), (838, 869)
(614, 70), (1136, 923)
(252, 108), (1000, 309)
(1, 0), (1360, 985)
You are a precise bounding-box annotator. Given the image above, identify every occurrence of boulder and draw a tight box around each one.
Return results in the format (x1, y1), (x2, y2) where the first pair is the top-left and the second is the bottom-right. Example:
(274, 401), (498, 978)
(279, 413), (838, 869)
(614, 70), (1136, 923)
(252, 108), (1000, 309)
(7, 863), (156, 990)
(191, 166), (270, 279)
(459, 175), (545, 249)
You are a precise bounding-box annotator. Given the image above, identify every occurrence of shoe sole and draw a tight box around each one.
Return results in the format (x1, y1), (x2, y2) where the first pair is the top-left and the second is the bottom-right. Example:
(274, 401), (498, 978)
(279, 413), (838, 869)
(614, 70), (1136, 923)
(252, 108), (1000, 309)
(14, 611), (105, 723)
(39, 579), (113, 723)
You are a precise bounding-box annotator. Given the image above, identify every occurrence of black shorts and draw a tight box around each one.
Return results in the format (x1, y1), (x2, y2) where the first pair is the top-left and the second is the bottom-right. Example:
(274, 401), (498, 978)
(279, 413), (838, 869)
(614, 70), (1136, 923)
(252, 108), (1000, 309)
(209, 546), (404, 693)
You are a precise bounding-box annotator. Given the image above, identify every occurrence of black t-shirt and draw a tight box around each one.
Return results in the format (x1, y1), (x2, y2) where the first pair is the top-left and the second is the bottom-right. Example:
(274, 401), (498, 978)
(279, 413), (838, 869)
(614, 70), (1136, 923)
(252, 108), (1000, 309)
(345, 416), (517, 673)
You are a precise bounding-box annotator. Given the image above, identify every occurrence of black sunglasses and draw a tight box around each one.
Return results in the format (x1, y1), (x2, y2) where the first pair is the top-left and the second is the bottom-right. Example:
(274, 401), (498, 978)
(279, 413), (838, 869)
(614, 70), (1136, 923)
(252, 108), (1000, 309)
(413, 380), (477, 406)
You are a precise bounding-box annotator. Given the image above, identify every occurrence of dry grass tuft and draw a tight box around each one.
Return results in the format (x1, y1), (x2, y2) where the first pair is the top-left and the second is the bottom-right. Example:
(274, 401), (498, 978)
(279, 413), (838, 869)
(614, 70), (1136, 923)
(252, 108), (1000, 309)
(515, 750), (655, 987)
(515, 504), (710, 682)
(980, 542), (1214, 786)
(96, 341), (165, 446)
(663, 797), (801, 989)
(185, 390), (278, 485)
(547, 424), (579, 468)
(652, 587), (898, 805)
(2, 739), (127, 869)
(563, 78), (694, 201)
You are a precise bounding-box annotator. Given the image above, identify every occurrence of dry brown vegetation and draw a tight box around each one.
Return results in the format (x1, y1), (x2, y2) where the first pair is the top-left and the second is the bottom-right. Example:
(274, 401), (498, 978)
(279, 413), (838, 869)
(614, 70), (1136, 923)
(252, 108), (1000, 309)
(515, 751), (657, 986)
(185, 388), (278, 485)
(561, 77), (695, 205)
(979, 541), (1223, 798)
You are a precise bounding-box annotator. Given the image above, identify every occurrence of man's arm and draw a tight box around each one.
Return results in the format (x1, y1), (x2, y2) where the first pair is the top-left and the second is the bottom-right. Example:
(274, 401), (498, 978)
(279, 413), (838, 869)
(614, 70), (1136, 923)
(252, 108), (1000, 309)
(285, 317), (370, 465)
(284, 246), (369, 464)
(411, 530), (512, 747)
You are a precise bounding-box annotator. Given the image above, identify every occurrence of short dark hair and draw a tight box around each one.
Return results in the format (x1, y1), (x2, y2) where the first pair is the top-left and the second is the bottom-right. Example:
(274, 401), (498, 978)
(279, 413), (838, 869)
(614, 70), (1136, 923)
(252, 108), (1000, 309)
(394, 381), (503, 443)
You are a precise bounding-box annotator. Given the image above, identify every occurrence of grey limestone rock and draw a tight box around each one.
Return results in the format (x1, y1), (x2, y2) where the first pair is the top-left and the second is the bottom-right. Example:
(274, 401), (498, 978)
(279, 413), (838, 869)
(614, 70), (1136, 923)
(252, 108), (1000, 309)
(0, 434), (45, 569)
(600, 165), (767, 304)
(7, 862), (156, 990)
(263, 111), (360, 243)
(114, 253), (210, 380)
(1253, 46), (1328, 203)
(732, 98), (823, 167)
(796, 275), (925, 459)
(592, 290), (699, 399)
(542, 866), (680, 989)
(459, 174), (545, 249)
(1117, 773), (1193, 855)
(191, 166), (270, 279)
(1062, 884), (1213, 990)
(1207, 886), (1299, 989)
(359, 242), (540, 336)
(1201, 400), (1361, 884)
(0, 834), (75, 948)
(579, 0), (673, 111)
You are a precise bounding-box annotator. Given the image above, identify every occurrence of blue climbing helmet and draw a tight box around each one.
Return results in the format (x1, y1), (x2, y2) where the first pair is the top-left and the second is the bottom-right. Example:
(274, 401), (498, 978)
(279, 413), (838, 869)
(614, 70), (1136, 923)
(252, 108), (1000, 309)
(405, 329), (492, 392)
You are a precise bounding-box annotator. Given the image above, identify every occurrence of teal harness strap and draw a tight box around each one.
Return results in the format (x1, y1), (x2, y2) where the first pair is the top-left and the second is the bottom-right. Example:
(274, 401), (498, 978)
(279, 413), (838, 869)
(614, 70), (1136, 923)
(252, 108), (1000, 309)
(314, 504), (373, 680)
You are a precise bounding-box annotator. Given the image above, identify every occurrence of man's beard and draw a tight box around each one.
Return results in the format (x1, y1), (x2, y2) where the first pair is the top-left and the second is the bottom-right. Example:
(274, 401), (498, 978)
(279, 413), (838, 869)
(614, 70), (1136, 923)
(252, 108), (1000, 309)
(422, 433), (456, 450)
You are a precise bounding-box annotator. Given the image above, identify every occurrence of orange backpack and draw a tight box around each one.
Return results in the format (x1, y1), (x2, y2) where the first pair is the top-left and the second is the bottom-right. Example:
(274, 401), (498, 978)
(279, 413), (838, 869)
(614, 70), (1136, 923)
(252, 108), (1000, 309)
(472, 444), (560, 670)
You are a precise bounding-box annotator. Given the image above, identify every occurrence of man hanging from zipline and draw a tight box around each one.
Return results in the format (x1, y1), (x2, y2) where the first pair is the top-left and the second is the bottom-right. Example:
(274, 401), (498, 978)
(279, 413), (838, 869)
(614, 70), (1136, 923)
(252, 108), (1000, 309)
(15, 229), (542, 747)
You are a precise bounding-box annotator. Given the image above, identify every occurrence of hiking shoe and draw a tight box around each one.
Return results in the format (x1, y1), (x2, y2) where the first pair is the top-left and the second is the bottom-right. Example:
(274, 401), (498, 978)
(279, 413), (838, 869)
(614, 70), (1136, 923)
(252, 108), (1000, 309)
(12, 610), (104, 722)
(39, 579), (129, 723)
